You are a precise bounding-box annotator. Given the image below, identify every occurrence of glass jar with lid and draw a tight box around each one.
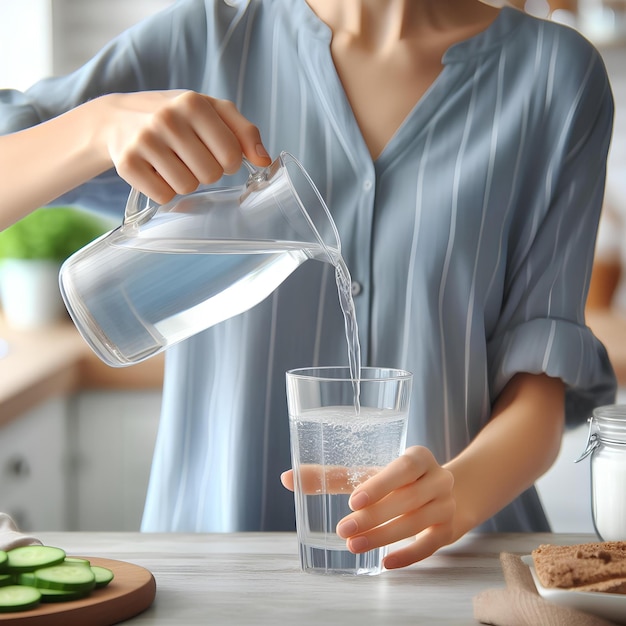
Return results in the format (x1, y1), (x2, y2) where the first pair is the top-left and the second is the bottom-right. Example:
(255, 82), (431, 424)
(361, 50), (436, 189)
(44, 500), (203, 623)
(576, 404), (626, 541)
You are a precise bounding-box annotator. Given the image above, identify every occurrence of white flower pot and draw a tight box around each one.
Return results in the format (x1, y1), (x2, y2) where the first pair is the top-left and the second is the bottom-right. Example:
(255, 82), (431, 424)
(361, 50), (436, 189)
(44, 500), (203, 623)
(0, 259), (65, 329)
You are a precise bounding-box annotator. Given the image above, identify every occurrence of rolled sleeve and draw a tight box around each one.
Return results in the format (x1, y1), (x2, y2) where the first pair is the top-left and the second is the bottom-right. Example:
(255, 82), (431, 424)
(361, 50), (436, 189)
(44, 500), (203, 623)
(488, 317), (616, 425)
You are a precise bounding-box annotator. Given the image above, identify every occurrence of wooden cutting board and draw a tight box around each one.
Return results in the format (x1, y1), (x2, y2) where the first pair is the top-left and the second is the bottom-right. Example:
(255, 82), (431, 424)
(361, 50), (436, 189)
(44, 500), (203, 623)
(0, 556), (156, 625)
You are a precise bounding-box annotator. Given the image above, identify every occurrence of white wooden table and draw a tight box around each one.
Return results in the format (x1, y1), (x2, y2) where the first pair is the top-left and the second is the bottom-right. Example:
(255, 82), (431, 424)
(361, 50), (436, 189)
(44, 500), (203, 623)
(33, 531), (596, 625)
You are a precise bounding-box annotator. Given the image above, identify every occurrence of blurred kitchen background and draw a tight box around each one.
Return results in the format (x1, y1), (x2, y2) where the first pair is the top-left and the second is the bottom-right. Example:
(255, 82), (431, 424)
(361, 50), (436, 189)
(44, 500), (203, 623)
(0, 0), (625, 534)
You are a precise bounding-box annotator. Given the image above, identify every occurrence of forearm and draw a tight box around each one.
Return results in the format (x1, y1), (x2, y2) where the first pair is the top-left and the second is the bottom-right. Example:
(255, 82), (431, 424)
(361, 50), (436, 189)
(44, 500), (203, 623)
(444, 372), (565, 539)
(0, 99), (111, 229)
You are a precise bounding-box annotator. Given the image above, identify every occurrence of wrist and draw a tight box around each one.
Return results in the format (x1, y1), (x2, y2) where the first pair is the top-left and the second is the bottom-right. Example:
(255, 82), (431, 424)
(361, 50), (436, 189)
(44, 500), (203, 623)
(73, 96), (117, 175)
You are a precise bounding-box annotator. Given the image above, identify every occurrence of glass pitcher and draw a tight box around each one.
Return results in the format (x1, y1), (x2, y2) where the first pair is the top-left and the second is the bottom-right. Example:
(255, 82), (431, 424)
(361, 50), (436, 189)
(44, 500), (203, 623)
(59, 152), (340, 367)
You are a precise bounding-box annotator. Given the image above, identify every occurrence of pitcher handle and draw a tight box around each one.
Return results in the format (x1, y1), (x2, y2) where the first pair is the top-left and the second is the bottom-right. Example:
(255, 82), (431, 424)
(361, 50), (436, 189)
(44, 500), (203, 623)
(242, 157), (270, 186)
(122, 187), (158, 227)
(122, 157), (271, 226)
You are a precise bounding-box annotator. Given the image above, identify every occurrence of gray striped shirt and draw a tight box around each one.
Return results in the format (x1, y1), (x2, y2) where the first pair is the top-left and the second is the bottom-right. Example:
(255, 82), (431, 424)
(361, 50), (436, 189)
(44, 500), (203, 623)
(0, 0), (616, 532)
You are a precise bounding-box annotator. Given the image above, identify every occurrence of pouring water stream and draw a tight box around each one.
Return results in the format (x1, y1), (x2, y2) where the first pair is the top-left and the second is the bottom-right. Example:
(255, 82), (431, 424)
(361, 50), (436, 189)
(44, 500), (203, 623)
(245, 156), (363, 413)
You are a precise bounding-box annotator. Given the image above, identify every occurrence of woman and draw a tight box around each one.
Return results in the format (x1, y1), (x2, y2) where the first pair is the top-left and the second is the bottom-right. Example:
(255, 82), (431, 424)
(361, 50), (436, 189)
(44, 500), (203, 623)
(0, 0), (615, 569)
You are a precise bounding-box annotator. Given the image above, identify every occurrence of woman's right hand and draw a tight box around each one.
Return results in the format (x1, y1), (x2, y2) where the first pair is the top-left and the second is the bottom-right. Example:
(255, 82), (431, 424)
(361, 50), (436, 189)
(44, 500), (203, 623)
(2, 89), (270, 229)
(94, 90), (271, 204)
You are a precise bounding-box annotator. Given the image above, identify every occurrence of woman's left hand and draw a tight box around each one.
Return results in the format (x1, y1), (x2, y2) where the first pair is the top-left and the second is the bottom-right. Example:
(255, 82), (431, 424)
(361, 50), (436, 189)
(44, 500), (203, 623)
(335, 445), (456, 569)
(281, 445), (456, 569)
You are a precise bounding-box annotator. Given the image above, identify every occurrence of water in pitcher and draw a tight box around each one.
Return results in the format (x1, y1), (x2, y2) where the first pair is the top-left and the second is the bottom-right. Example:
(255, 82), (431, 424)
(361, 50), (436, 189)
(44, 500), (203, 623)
(62, 239), (314, 365)
(61, 232), (364, 384)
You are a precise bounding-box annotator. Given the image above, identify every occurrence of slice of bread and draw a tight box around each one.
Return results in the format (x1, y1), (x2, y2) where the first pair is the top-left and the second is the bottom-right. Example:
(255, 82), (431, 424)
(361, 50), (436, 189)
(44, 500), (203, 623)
(531, 542), (626, 594)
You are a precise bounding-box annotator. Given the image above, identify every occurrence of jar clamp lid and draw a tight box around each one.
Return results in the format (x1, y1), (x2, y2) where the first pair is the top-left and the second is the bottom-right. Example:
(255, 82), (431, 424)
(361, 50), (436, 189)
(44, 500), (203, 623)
(576, 404), (626, 463)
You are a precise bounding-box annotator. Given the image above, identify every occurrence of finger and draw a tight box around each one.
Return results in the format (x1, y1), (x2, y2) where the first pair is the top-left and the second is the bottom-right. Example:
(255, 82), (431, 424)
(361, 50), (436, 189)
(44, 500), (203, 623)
(348, 446), (435, 510)
(151, 92), (241, 179)
(383, 524), (455, 569)
(282, 465), (381, 495)
(134, 136), (201, 198)
(209, 97), (272, 168)
(114, 151), (180, 205)
(150, 106), (229, 185)
(337, 467), (454, 537)
(295, 464), (359, 494)
(345, 496), (455, 556)
(280, 470), (294, 491)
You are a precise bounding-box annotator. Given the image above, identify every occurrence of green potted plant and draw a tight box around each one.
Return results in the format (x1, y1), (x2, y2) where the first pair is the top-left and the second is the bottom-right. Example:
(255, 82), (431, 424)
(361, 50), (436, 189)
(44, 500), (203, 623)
(0, 207), (111, 329)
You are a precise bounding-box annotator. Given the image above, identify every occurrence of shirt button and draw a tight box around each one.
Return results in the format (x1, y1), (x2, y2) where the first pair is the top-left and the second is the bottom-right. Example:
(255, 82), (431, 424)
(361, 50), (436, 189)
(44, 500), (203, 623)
(363, 180), (373, 191)
(351, 281), (362, 296)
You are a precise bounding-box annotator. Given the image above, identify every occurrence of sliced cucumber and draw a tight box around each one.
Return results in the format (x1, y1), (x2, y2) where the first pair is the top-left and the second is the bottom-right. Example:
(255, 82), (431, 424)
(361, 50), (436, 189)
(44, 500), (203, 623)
(38, 587), (91, 603)
(18, 568), (96, 601)
(91, 565), (114, 588)
(0, 585), (41, 612)
(16, 572), (37, 587)
(0, 545), (115, 613)
(6, 546), (66, 572)
(64, 557), (91, 566)
(0, 574), (14, 588)
(33, 563), (96, 593)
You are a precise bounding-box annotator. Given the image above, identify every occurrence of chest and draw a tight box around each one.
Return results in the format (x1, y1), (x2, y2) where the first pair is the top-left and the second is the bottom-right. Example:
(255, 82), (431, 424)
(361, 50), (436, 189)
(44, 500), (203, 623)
(324, 14), (504, 161)
(334, 51), (443, 159)
(330, 43), (446, 160)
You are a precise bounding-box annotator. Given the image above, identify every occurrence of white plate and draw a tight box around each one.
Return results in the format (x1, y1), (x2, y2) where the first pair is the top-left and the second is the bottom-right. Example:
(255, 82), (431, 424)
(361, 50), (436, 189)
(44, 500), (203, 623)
(521, 555), (626, 624)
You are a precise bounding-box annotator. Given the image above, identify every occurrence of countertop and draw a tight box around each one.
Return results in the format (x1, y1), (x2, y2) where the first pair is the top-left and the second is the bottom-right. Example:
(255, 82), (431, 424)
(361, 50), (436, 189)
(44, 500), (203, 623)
(30, 531), (596, 625)
(0, 315), (164, 426)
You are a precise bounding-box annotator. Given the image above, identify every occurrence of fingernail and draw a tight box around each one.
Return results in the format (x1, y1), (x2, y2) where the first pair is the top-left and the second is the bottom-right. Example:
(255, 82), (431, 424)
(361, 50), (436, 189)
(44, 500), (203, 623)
(336, 519), (358, 538)
(256, 143), (270, 158)
(349, 491), (369, 510)
(349, 536), (369, 552)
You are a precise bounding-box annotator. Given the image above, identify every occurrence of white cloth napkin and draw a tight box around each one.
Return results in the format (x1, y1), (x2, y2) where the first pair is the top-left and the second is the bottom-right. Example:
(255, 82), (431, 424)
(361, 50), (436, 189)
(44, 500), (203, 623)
(0, 513), (42, 551)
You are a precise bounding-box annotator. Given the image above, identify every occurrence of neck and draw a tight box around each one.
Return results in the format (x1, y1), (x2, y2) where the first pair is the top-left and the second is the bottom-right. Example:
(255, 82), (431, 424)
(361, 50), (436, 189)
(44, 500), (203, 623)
(305, 0), (501, 49)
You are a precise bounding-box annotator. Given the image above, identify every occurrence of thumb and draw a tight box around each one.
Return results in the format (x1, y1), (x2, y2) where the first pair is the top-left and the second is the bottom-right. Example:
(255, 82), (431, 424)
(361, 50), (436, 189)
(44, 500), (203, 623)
(280, 469), (295, 491)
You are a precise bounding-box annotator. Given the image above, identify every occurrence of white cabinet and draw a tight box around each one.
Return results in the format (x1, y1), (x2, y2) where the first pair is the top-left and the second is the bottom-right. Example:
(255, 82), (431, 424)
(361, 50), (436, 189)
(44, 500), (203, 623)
(0, 399), (69, 532)
(68, 390), (161, 531)
(0, 390), (161, 533)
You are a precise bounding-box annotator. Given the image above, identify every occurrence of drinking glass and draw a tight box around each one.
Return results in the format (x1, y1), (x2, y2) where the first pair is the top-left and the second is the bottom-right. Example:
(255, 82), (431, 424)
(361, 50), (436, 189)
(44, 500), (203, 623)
(286, 366), (412, 575)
